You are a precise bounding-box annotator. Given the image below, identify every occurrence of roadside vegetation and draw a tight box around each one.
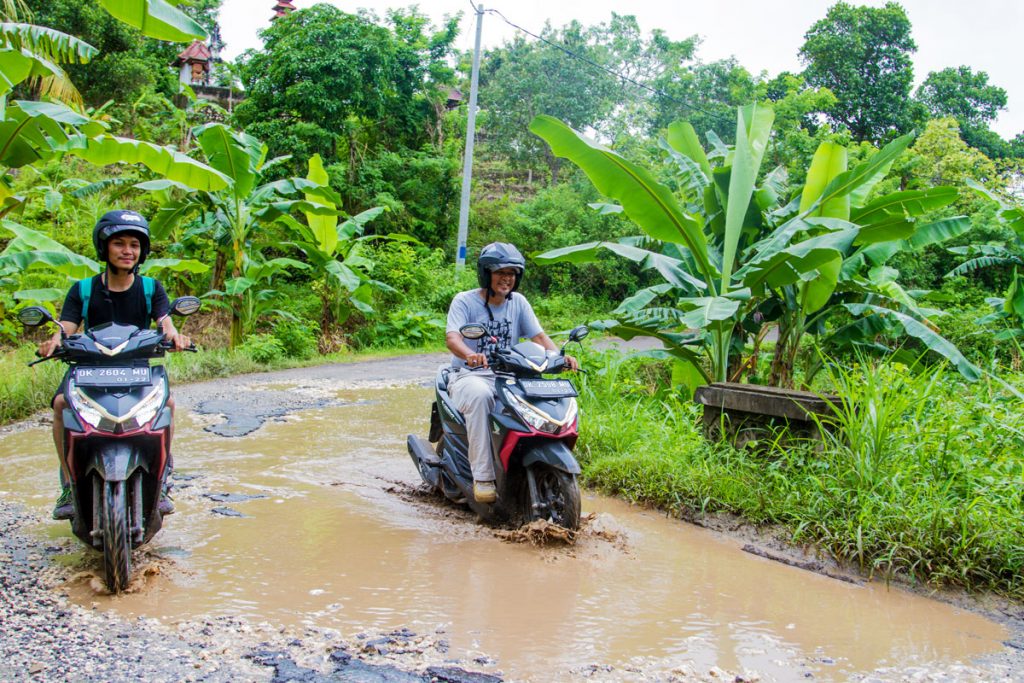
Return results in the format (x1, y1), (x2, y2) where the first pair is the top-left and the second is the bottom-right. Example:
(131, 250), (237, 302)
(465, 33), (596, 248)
(1, 0), (1022, 598)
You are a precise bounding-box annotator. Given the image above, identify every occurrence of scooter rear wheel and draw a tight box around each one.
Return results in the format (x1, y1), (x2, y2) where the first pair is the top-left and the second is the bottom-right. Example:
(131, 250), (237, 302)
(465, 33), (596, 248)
(102, 478), (132, 593)
(527, 466), (581, 531)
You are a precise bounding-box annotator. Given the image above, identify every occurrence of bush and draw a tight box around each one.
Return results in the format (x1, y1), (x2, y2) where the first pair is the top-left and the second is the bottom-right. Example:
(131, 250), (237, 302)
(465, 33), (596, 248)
(239, 334), (285, 364)
(358, 308), (445, 349)
(272, 319), (319, 359)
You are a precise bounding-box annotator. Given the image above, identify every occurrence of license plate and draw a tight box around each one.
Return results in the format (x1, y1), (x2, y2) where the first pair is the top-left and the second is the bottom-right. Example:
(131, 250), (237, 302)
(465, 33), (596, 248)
(74, 366), (151, 387)
(519, 379), (577, 398)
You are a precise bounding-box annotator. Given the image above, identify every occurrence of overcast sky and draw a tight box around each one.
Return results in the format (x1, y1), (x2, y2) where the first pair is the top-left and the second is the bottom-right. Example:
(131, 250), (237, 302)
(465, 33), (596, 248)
(219, 0), (1023, 139)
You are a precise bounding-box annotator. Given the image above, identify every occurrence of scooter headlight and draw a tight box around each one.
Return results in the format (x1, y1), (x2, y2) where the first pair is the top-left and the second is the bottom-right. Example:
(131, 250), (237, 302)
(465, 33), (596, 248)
(68, 377), (166, 432)
(504, 390), (577, 434)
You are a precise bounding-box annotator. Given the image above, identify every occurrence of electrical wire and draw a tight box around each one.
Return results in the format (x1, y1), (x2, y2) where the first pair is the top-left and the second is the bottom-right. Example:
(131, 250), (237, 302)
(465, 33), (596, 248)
(471, 2), (736, 130)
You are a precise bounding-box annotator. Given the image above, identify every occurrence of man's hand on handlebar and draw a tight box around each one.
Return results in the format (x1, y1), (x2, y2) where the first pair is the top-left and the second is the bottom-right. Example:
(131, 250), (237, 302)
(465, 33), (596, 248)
(466, 351), (488, 369)
(563, 354), (580, 372)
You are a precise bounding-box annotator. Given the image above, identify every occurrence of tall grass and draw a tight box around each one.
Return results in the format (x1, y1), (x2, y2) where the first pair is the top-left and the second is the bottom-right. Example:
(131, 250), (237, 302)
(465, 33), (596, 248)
(576, 346), (1024, 597)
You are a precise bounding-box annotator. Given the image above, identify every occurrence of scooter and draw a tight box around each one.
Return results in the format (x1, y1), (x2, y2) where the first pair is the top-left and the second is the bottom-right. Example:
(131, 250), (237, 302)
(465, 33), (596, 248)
(19, 297), (200, 593)
(408, 324), (588, 529)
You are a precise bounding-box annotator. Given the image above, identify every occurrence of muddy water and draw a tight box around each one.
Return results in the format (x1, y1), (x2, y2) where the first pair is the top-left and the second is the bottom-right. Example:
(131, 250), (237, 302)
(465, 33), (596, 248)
(0, 381), (1008, 681)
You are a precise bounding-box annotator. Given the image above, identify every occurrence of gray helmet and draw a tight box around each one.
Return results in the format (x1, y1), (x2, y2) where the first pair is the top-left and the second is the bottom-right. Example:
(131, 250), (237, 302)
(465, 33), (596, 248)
(92, 209), (151, 267)
(477, 242), (525, 294)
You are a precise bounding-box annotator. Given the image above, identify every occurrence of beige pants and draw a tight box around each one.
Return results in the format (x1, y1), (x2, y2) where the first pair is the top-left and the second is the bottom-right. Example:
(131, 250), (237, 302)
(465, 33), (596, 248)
(448, 368), (497, 481)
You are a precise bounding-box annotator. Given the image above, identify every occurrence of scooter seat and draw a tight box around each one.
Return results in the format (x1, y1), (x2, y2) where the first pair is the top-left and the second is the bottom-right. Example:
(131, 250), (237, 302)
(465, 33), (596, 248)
(436, 365), (451, 392)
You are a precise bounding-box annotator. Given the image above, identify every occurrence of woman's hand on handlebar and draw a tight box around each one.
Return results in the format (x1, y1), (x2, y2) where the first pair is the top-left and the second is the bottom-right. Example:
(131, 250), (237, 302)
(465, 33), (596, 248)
(37, 332), (62, 358)
(164, 330), (192, 352)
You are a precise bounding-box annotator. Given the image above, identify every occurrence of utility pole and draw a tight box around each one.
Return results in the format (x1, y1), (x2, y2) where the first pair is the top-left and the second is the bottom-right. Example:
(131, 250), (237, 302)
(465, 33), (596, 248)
(455, 3), (484, 270)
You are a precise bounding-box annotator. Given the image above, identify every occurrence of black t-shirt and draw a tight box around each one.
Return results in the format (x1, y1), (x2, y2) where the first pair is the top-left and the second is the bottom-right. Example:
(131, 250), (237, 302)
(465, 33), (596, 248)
(59, 274), (170, 330)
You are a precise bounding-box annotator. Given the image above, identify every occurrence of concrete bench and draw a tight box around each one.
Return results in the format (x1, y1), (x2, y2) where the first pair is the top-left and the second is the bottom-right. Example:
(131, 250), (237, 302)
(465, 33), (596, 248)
(694, 382), (840, 447)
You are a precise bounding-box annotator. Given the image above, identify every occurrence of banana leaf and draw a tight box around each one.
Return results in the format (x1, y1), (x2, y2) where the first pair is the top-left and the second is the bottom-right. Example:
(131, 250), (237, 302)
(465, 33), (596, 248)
(535, 240), (706, 292)
(843, 303), (980, 380)
(304, 153), (336, 255)
(97, 0), (207, 42)
(529, 114), (712, 279)
(62, 134), (229, 192)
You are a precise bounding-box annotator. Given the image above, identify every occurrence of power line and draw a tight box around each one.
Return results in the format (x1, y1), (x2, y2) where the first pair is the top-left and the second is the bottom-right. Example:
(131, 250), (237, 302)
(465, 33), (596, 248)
(477, 3), (736, 130)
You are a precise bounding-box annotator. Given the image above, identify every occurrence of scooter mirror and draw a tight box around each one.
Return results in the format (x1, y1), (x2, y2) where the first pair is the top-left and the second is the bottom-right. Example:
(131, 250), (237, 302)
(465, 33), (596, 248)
(568, 325), (589, 342)
(18, 306), (54, 328)
(460, 324), (487, 340)
(170, 296), (202, 317)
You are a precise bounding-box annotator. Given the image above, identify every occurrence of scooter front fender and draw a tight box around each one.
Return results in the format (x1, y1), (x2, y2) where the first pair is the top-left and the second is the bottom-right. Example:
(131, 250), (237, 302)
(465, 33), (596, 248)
(88, 442), (145, 483)
(521, 440), (581, 475)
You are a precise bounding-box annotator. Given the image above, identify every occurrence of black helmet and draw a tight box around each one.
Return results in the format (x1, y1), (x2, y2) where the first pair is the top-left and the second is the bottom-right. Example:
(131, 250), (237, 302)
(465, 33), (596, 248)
(477, 242), (525, 295)
(93, 210), (151, 267)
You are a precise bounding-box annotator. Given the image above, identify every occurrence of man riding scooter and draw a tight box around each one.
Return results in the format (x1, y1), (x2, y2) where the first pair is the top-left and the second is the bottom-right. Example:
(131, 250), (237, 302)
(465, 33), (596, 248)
(37, 210), (191, 519)
(444, 242), (578, 503)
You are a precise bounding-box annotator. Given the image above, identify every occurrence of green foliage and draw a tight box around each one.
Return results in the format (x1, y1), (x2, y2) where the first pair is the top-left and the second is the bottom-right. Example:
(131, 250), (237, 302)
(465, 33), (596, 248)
(479, 22), (619, 181)
(272, 318), (319, 359)
(359, 308), (444, 349)
(577, 346), (1024, 596)
(234, 4), (458, 166)
(917, 66), (1007, 128)
(799, 1), (917, 142)
(23, 0), (214, 108)
(334, 148), (459, 245)
(238, 332), (284, 364)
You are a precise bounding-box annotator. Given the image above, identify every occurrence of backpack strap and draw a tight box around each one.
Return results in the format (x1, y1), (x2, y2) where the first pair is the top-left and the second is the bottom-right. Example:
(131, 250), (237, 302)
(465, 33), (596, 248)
(78, 277), (92, 329)
(79, 275), (155, 328)
(141, 276), (154, 321)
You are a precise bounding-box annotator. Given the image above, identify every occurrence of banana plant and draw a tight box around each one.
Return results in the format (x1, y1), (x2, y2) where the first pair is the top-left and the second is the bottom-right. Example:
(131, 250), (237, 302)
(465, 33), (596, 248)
(747, 139), (978, 385)
(204, 250), (310, 339)
(949, 180), (1024, 342)
(277, 154), (398, 336)
(531, 105), (980, 388)
(531, 105), (779, 383)
(0, 0), (206, 213)
(141, 124), (346, 346)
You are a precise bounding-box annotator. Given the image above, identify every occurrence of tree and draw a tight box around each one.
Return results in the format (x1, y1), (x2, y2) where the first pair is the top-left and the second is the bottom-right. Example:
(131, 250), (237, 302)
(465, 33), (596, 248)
(799, 2), (916, 142)
(478, 21), (620, 184)
(915, 66), (1011, 159)
(234, 4), (458, 170)
(648, 58), (757, 142)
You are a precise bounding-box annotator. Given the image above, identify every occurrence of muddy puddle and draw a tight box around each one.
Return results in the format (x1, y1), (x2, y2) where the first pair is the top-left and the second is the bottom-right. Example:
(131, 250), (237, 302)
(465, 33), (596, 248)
(0, 380), (1010, 681)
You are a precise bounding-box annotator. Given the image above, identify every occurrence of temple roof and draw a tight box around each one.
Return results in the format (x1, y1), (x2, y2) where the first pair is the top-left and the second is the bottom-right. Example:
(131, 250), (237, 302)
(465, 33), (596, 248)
(173, 40), (212, 65)
(273, 1), (297, 18)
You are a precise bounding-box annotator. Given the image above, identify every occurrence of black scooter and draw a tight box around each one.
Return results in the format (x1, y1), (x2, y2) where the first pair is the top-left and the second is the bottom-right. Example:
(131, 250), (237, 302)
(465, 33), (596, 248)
(19, 297), (200, 593)
(408, 324), (588, 529)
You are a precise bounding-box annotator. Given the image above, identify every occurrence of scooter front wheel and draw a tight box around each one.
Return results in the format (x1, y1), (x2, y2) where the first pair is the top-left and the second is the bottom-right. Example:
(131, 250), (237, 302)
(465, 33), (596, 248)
(527, 465), (581, 531)
(101, 478), (132, 593)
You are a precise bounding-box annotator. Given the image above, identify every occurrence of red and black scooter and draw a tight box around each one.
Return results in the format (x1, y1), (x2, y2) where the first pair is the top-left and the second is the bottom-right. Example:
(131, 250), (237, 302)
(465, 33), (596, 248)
(408, 324), (588, 529)
(19, 297), (199, 593)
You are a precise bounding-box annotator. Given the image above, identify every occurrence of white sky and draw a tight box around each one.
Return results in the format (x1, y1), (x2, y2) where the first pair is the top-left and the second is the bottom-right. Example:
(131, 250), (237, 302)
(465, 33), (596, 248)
(218, 0), (1023, 139)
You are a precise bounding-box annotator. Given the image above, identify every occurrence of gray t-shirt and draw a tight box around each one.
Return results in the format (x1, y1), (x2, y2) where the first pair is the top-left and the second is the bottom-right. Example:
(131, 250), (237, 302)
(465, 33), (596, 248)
(446, 289), (543, 369)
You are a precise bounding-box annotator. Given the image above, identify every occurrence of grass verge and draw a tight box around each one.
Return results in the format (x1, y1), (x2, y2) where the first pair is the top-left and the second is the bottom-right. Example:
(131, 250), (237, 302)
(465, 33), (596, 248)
(575, 346), (1024, 599)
